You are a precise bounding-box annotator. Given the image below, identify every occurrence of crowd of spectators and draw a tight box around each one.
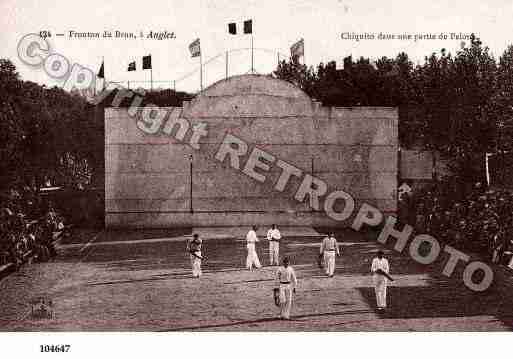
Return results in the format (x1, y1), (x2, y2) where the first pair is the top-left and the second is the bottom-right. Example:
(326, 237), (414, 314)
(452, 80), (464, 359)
(399, 179), (513, 268)
(0, 185), (66, 269)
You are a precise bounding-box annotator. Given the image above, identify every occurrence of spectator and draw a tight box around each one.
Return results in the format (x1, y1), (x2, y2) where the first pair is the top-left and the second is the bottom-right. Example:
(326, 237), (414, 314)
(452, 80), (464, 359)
(409, 179), (513, 266)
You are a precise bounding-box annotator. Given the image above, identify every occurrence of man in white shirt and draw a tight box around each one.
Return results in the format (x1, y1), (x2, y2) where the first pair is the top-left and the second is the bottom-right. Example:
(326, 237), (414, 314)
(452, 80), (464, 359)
(186, 233), (203, 278)
(371, 250), (390, 311)
(246, 225), (262, 270)
(276, 256), (297, 319)
(319, 232), (340, 277)
(267, 224), (282, 266)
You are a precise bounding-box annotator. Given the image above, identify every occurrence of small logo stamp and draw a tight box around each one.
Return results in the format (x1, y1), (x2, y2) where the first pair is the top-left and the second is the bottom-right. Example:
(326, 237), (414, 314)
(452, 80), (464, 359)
(29, 296), (54, 319)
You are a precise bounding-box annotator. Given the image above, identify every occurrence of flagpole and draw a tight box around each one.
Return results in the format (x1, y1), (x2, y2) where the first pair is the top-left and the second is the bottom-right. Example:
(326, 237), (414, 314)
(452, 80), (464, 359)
(200, 50), (203, 92)
(485, 153), (491, 187)
(251, 35), (254, 73)
(311, 156), (314, 212)
(190, 154), (193, 214)
(94, 61), (97, 97)
(94, 57), (98, 97)
(102, 56), (105, 91)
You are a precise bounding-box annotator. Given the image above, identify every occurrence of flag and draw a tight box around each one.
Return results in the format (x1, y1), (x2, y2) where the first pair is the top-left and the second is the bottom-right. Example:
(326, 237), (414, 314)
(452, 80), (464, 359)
(142, 55), (152, 70)
(243, 19), (252, 34)
(128, 61), (136, 71)
(290, 38), (304, 59)
(228, 22), (236, 35)
(189, 38), (201, 57)
(228, 20), (252, 35)
(97, 61), (104, 78)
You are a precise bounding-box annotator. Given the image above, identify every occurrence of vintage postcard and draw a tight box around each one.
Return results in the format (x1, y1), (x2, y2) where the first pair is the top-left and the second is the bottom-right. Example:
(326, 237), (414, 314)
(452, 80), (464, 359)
(0, 0), (512, 357)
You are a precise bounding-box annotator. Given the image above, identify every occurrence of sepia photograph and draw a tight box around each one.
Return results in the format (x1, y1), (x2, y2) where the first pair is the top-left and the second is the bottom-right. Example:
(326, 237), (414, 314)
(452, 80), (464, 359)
(0, 0), (512, 356)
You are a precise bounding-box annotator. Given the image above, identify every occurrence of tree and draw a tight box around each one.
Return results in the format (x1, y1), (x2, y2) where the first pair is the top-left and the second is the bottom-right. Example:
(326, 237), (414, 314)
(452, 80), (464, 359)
(0, 59), (100, 191)
(494, 45), (513, 153)
(272, 35), (506, 183)
(445, 35), (497, 181)
(0, 59), (24, 186)
(273, 58), (317, 97)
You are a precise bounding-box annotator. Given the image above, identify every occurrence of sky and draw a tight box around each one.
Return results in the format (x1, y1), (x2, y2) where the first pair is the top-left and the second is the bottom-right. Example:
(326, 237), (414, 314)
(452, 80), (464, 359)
(1, 0), (513, 93)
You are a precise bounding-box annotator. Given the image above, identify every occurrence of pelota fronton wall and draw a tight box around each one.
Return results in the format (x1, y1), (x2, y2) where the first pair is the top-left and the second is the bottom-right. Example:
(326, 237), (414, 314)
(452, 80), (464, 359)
(105, 74), (398, 228)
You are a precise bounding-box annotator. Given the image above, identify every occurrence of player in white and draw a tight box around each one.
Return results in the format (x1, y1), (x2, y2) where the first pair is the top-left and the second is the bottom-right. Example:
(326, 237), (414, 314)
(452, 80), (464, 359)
(276, 257), (297, 319)
(371, 250), (390, 311)
(186, 233), (203, 278)
(246, 225), (262, 270)
(267, 224), (282, 266)
(319, 232), (340, 277)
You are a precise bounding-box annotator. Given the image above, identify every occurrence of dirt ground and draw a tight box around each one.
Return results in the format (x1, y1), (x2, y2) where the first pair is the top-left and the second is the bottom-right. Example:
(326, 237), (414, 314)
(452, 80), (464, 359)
(0, 227), (511, 331)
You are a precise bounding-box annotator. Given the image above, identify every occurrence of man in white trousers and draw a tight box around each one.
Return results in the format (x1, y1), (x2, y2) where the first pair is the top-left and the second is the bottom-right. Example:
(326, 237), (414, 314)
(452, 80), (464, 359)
(267, 224), (282, 266)
(320, 232), (340, 277)
(246, 225), (262, 270)
(276, 257), (297, 320)
(371, 250), (390, 311)
(186, 233), (203, 278)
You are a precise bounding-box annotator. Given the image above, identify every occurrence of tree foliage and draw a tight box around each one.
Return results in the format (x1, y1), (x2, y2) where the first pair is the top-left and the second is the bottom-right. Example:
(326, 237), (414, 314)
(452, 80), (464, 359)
(0, 59), (194, 192)
(274, 35), (511, 182)
(0, 59), (100, 190)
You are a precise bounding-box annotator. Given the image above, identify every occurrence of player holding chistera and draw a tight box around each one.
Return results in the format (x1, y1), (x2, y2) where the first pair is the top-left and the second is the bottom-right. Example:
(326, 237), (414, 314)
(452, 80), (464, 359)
(246, 225), (262, 270)
(267, 224), (281, 266)
(320, 232), (340, 277)
(275, 257), (297, 320)
(186, 233), (203, 278)
(371, 250), (393, 311)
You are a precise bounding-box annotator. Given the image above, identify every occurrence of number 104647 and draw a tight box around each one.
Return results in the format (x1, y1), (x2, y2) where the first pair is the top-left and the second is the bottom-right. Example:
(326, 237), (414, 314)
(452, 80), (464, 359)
(40, 345), (70, 353)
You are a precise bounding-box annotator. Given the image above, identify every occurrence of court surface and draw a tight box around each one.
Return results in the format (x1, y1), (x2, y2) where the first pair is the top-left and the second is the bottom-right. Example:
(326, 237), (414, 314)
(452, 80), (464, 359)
(0, 227), (512, 331)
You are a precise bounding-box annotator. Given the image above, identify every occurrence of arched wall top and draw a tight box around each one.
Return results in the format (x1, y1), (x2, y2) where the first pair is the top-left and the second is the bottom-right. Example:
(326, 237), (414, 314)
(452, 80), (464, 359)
(183, 74), (316, 117)
(200, 74), (312, 100)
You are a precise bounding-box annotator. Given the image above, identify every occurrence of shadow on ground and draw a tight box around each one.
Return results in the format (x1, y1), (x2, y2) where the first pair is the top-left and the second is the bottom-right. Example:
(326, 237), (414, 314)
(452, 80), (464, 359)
(4, 226), (510, 331)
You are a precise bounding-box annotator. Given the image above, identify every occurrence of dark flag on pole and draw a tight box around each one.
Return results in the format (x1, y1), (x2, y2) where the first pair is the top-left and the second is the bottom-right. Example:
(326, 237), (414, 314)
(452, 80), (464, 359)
(142, 55), (152, 70)
(243, 19), (252, 34)
(97, 61), (104, 78)
(228, 21), (252, 35)
(128, 61), (136, 71)
(228, 22), (236, 35)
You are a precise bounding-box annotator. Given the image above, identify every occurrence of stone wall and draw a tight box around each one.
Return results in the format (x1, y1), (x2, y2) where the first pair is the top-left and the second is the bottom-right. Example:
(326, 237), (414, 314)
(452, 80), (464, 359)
(105, 75), (398, 228)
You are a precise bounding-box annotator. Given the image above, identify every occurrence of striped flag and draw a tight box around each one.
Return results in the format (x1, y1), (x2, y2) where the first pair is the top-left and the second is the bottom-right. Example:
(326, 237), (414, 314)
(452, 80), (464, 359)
(189, 38), (201, 58)
(290, 38), (304, 59)
(97, 61), (104, 78)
